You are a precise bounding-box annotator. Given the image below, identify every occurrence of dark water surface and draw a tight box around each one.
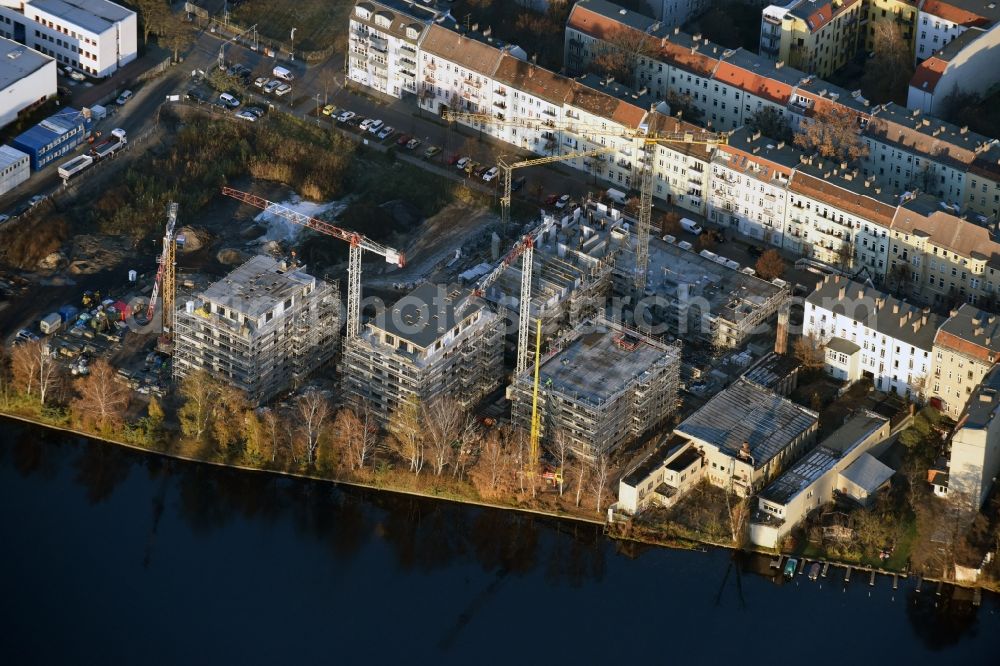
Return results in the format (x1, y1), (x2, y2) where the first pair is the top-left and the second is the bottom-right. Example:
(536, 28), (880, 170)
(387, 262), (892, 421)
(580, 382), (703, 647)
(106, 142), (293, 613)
(0, 421), (997, 665)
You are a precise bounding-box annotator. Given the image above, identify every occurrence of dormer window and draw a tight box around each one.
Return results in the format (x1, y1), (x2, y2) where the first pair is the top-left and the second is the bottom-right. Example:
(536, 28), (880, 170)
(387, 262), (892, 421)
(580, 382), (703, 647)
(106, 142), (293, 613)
(355, 7), (371, 20)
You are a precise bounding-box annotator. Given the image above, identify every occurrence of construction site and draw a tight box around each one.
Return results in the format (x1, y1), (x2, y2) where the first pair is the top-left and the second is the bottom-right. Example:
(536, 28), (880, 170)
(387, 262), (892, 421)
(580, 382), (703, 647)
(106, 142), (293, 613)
(509, 315), (681, 460)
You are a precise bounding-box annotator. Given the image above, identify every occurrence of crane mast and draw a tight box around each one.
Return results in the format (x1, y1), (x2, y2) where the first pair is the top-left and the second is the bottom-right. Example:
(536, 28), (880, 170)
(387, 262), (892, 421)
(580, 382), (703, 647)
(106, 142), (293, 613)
(220, 187), (405, 339)
(147, 202), (179, 339)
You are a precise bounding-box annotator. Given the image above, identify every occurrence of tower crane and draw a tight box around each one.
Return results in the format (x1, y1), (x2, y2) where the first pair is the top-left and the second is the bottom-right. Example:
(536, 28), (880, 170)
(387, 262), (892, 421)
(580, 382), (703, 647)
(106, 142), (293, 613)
(441, 110), (727, 292)
(147, 202), (179, 346)
(221, 186), (405, 339)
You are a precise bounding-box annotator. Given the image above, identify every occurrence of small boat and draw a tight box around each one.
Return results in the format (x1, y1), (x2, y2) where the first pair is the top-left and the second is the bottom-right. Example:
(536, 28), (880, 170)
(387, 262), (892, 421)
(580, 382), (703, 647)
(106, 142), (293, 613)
(783, 557), (798, 578)
(808, 562), (821, 581)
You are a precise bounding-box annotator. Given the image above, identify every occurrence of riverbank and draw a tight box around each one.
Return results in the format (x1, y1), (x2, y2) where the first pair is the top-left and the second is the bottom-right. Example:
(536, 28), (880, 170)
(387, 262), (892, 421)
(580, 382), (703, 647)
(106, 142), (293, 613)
(5, 407), (997, 594)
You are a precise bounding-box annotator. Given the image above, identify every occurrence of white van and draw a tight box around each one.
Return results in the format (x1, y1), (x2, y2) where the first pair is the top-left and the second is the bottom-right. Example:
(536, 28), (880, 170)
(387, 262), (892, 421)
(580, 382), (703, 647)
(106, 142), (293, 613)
(272, 66), (295, 81)
(680, 218), (703, 235)
(606, 188), (627, 205)
(115, 89), (133, 105)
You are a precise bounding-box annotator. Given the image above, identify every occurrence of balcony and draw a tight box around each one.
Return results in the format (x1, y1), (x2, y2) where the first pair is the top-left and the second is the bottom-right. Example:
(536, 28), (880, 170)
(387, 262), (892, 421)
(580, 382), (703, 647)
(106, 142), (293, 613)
(463, 77), (482, 89)
(495, 112), (505, 121)
(369, 36), (388, 53)
(425, 60), (436, 71)
(493, 100), (506, 109)
(423, 74), (435, 84)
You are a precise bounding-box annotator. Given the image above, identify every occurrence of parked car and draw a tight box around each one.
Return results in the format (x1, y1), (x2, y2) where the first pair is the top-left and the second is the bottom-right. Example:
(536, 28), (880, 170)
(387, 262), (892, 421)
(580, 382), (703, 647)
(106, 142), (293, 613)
(115, 90), (133, 105)
(219, 92), (241, 108)
(359, 118), (376, 131)
(0, 214), (9, 224)
(482, 166), (499, 181)
(63, 66), (85, 81)
(336, 110), (356, 123)
(511, 176), (527, 192)
(455, 157), (471, 170)
(473, 165), (487, 178)
(263, 80), (281, 94)
(377, 125), (395, 140)
(424, 146), (441, 159)
(396, 133), (412, 146)
(235, 110), (257, 122)
(366, 119), (385, 134)
(274, 83), (292, 96)
(405, 138), (422, 150)
(254, 76), (269, 88)
(321, 104), (336, 116)
(447, 153), (462, 166)
(554, 194), (571, 209)
(27, 194), (46, 208)
(245, 106), (265, 118)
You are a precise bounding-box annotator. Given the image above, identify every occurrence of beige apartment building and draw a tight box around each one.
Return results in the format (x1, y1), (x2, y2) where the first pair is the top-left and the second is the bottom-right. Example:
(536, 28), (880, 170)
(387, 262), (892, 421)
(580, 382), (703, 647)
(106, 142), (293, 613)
(930, 304), (1000, 418)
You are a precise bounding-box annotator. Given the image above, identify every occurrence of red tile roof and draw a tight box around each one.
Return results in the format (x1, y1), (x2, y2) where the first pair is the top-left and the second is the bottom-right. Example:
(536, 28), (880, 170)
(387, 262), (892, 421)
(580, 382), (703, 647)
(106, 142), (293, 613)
(909, 56), (947, 93)
(493, 55), (572, 105)
(714, 61), (792, 105)
(659, 39), (719, 78)
(790, 172), (897, 226)
(922, 0), (991, 27)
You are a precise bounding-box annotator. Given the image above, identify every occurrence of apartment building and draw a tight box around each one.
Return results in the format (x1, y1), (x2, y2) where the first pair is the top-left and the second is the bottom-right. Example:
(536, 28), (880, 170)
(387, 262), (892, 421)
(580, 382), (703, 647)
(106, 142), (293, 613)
(509, 316), (681, 460)
(915, 0), (1000, 62)
(908, 23), (1000, 116)
(865, 0), (920, 55)
(930, 304), (1000, 417)
(341, 282), (504, 423)
(708, 128), (798, 248)
(888, 193), (1000, 308)
(173, 256), (340, 405)
(347, 0), (437, 98)
(0, 0), (137, 77)
(946, 364), (1000, 511)
(0, 37), (55, 130)
(804, 275), (941, 397)
(675, 378), (819, 495)
(759, 0), (865, 77)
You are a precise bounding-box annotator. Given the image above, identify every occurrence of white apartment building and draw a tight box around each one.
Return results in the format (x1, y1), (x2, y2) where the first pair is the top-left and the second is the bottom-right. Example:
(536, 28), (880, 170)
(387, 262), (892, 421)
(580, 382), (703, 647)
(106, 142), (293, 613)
(915, 0), (1000, 63)
(0, 0), (137, 77)
(0, 36), (55, 130)
(804, 275), (941, 398)
(708, 128), (797, 248)
(417, 22), (505, 119)
(347, 0), (434, 98)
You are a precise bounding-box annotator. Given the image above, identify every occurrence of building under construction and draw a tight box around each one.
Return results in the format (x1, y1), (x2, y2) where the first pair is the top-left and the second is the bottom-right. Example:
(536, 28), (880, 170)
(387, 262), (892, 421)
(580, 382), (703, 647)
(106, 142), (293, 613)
(173, 255), (340, 404)
(575, 202), (789, 350)
(341, 281), (504, 422)
(480, 212), (616, 361)
(510, 316), (681, 460)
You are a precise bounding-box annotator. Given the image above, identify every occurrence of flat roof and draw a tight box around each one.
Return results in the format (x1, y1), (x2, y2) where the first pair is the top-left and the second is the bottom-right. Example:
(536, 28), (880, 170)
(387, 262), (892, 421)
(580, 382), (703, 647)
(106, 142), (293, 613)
(826, 336), (860, 356)
(0, 144), (29, 170)
(742, 352), (800, 391)
(200, 255), (316, 320)
(819, 411), (889, 455)
(536, 317), (678, 407)
(840, 452), (894, 493)
(760, 444), (840, 504)
(0, 37), (52, 91)
(29, 0), (134, 35)
(676, 379), (818, 469)
(378, 281), (486, 350)
(10, 107), (85, 151)
(621, 432), (690, 487)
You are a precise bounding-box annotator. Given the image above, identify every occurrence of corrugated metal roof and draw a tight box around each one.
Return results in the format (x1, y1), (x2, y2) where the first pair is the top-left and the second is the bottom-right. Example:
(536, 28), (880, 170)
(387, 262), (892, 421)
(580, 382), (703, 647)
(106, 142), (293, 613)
(10, 108), (85, 151)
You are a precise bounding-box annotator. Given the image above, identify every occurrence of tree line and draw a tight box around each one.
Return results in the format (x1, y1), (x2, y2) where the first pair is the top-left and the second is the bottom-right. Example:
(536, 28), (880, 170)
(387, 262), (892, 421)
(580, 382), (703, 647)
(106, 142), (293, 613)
(0, 342), (615, 516)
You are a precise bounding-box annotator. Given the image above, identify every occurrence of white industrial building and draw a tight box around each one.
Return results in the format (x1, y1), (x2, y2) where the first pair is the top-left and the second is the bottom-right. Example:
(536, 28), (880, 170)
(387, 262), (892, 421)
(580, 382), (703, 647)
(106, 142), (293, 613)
(0, 144), (30, 195)
(0, 0), (137, 77)
(0, 36), (56, 130)
(804, 275), (941, 399)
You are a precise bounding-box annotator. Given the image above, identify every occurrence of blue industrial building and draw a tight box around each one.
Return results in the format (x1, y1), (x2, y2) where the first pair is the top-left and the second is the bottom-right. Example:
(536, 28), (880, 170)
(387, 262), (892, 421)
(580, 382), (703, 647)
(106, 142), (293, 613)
(10, 107), (92, 170)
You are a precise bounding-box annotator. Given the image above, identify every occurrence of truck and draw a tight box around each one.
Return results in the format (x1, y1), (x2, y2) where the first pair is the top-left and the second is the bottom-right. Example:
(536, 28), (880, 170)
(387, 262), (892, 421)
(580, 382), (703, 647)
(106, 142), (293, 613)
(606, 188), (628, 205)
(40, 312), (62, 335)
(58, 154), (94, 180)
(90, 128), (127, 160)
(680, 217), (703, 235)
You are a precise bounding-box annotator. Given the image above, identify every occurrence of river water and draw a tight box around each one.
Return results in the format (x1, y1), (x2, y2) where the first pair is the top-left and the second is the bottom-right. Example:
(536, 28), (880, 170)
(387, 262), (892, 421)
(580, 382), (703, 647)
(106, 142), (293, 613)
(0, 420), (997, 664)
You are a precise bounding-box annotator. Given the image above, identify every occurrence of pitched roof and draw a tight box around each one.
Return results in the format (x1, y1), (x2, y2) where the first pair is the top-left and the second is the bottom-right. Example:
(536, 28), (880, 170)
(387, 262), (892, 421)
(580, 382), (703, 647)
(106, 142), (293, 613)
(935, 304), (1000, 362)
(839, 453), (894, 493)
(909, 56), (948, 93)
(565, 77), (647, 129)
(892, 201), (1000, 266)
(921, 0), (995, 26)
(420, 23), (503, 77)
(714, 60), (793, 106)
(493, 55), (572, 105)
(566, 0), (664, 41)
(789, 170), (898, 226)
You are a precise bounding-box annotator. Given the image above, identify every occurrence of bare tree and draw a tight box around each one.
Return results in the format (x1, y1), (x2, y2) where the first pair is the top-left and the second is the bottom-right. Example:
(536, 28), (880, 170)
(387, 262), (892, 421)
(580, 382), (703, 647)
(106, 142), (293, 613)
(470, 425), (515, 499)
(10, 339), (41, 398)
(295, 389), (331, 467)
(177, 369), (219, 443)
(794, 333), (826, 370)
(262, 407), (286, 463)
(452, 416), (480, 480)
(335, 404), (379, 472)
(423, 396), (465, 476)
(793, 104), (867, 162)
(590, 452), (612, 515)
(71, 359), (130, 433)
(591, 25), (654, 87)
(573, 457), (588, 508)
(389, 396), (425, 475)
(861, 21), (915, 105)
(755, 249), (786, 281)
(550, 430), (570, 497)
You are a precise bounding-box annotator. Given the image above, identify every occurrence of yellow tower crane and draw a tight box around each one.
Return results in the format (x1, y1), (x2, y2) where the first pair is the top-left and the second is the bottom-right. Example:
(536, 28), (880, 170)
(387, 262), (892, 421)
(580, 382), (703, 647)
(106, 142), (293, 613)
(441, 109), (727, 292)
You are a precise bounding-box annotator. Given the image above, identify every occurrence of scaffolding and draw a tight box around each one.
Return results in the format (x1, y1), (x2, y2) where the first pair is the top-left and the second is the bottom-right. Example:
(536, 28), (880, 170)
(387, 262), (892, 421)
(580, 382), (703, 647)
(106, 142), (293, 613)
(172, 256), (340, 405)
(509, 316), (681, 460)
